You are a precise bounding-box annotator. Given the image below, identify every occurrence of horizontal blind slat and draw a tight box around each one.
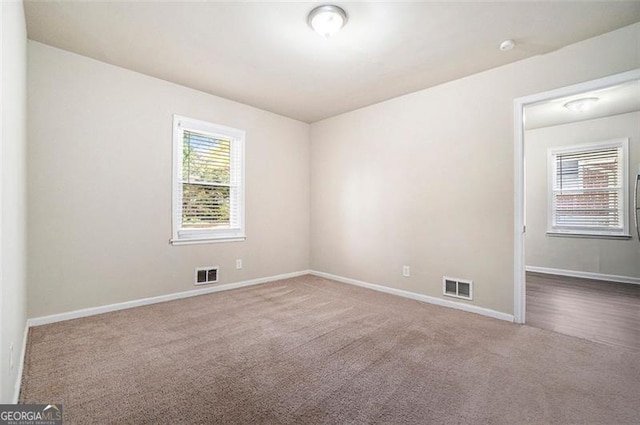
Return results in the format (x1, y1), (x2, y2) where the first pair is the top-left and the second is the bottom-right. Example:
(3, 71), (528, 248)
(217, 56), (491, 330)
(181, 127), (233, 228)
(552, 144), (623, 231)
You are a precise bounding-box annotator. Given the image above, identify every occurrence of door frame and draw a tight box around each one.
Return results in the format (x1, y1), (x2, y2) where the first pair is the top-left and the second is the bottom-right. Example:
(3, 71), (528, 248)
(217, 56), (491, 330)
(512, 68), (640, 324)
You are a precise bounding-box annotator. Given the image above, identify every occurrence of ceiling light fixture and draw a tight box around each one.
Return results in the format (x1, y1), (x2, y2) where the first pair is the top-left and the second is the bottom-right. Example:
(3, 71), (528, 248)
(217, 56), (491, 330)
(499, 40), (515, 51)
(564, 97), (599, 112)
(308, 5), (348, 38)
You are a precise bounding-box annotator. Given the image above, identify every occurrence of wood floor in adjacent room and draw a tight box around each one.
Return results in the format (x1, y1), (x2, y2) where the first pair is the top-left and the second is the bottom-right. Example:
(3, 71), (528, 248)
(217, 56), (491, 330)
(526, 271), (640, 351)
(21, 275), (640, 424)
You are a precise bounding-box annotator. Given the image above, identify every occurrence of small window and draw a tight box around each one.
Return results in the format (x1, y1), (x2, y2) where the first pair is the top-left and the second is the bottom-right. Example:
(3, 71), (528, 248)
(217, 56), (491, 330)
(547, 138), (629, 238)
(171, 115), (245, 245)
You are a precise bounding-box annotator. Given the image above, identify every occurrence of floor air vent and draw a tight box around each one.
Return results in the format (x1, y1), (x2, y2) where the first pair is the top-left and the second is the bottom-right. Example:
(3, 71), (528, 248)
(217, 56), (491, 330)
(195, 266), (219, 285)
(443, 277), (473, 300)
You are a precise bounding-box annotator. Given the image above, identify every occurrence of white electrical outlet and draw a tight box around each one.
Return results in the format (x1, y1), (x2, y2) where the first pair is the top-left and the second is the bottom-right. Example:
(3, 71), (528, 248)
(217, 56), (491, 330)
(9, 344), (14, 372)
(402, 266), (410, 277)
(236, 259), (243, 270)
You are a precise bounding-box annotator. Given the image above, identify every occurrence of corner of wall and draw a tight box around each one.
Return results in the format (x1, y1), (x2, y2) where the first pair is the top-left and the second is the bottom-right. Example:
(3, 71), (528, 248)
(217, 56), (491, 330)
(1, 0), (29, 403)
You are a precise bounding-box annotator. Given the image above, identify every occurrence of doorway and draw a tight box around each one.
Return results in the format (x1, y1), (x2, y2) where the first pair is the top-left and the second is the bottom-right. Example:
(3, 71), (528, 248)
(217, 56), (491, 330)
(513, 69), (640, 348)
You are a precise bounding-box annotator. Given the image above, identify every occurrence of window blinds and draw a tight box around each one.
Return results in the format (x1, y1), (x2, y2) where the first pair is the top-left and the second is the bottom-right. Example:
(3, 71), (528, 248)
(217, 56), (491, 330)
(180, 130), (241, 230)
(552, 146), (623, 230)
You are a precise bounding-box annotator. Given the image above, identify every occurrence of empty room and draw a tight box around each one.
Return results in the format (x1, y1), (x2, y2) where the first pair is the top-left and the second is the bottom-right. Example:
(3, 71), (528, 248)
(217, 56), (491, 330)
(1, 1), (639, 424)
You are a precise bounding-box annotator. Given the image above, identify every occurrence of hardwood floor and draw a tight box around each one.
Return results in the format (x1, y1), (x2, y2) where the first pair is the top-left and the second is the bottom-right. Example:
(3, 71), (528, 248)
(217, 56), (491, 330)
(526, 272), (640, 351)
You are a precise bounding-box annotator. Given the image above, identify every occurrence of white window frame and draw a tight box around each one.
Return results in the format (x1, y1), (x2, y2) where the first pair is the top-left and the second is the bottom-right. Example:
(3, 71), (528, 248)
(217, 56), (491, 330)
(547, 138), (629, 239)
(171, 115), (246, 245)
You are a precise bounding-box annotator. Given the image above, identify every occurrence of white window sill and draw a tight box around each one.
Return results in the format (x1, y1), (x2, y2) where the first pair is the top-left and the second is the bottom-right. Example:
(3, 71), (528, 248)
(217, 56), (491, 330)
(546, 231), (632, 240)
(170, 236), (246, 246)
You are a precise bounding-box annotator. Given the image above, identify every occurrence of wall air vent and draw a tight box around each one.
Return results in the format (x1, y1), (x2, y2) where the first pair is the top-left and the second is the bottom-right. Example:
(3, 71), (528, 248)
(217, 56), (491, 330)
(195, 266), (219, 285)
(443, 276), (473, 300)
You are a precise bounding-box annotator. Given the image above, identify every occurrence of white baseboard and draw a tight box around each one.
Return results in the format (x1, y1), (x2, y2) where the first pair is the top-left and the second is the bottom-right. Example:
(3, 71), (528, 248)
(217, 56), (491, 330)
(19, 268), (512, 401)
(310, 270), (514, 323)
(13, 323), (28, 404)
(525, 266), (640, 285)
(27, 270), (311, 327)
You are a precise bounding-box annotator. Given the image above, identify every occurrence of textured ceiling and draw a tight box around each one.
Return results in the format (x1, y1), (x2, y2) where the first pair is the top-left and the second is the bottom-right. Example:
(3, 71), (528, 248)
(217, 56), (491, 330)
(24, 1), (640, 123)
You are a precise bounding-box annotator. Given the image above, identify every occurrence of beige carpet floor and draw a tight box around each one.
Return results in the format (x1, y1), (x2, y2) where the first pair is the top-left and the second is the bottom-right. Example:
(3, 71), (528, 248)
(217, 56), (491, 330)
(20, 275), (640, 424)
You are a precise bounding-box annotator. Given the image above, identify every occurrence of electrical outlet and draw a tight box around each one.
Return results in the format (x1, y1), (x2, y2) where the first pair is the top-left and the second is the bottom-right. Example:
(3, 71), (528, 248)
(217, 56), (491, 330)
(236, 259), (242, 270)
(402, 265), (410, 277)
(9, 344), (14, 372)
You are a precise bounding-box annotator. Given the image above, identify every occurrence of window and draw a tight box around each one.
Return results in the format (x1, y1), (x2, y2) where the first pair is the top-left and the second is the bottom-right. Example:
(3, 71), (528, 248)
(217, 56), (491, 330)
(548, 138), (629, 238)
(171, 115), (245, 245)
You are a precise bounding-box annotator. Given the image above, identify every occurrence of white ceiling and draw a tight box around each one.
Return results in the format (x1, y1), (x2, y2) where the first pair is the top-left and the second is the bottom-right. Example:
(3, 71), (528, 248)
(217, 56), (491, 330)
(24, 1), (640, 123)
(525, 80), (640, 130)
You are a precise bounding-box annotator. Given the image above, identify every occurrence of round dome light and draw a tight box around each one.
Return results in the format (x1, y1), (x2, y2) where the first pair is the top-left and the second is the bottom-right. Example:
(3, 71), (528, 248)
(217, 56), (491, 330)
(308, 5), (348, 38)
(564, 97), (599, 112)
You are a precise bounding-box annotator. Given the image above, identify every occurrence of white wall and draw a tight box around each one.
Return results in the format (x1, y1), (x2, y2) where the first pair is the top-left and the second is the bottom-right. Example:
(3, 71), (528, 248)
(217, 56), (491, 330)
(525, 112), (640, 278)
(28, 41), (310, 318)
(1, 0), (28, 403)
(310, 23), (640, 315)
(22, 22), (640, 321)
